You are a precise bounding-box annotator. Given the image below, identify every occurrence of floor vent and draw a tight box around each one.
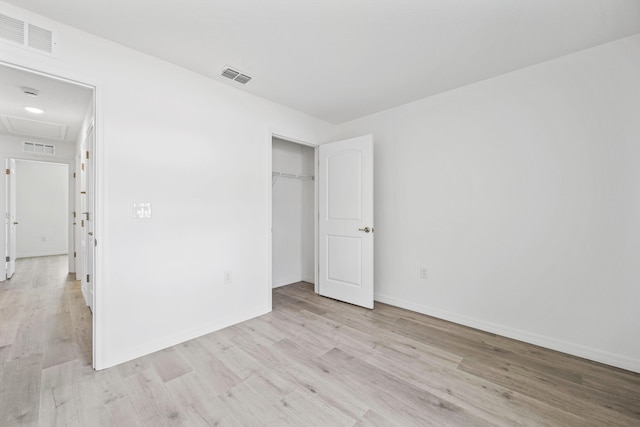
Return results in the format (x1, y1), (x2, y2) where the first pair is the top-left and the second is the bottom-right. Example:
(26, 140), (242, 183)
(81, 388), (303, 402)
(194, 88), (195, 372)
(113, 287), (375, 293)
(221, 66), (252, 84)
(23, 141), (56, 156)
(0, 12), (56, 55)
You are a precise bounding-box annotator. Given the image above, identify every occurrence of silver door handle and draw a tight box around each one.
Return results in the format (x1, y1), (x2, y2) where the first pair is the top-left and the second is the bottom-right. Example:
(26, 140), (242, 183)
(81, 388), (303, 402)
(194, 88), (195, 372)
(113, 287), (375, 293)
(358, 227), (371, 233)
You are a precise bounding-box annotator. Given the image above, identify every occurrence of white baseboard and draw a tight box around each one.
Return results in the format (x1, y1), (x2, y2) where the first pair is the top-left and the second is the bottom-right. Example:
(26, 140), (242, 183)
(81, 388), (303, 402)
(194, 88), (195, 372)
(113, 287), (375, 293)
(99, 305), (270, 370)
(272, 280), (294, 289)
(273, 276), (314, 288)
(375, 293), (640, 374)
(17, 251), (68, 258)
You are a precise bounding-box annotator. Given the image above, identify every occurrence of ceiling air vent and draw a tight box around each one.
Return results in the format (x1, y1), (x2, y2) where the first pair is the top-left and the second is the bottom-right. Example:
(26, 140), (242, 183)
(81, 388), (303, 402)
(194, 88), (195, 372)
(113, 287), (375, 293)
(234, 74), (252, 84)
(221, 66), (252, 84)
(0, 12), (56, 55)
(24, 141), (56, 156)
(0, 13), (24, 45)
(28, 23), (53, 53)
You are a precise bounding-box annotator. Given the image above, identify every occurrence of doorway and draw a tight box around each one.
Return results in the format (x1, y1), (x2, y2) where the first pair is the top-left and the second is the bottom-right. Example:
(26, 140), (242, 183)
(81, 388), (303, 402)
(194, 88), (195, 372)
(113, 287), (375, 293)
(269, 133), (375, 309)
(271, 136), (317, 290)
(0, 61), (97, 367)
(6, 159), (69, 265)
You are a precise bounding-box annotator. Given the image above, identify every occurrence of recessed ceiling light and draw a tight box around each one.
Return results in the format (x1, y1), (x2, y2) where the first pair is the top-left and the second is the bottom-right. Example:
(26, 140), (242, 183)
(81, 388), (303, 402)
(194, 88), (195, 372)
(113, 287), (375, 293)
(24, 106), (44, 114)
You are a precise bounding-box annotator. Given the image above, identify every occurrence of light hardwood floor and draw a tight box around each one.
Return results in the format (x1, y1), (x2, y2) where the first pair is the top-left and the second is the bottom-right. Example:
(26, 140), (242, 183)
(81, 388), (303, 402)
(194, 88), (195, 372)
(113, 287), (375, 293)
(1, 256), (639, 426)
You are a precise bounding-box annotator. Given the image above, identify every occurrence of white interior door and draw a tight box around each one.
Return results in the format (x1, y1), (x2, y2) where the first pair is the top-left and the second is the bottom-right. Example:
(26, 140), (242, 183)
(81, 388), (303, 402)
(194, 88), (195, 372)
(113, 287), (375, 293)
(5, 159), (17, 279)
(80, 125), (95, 311)
(318, 135), (374, 308)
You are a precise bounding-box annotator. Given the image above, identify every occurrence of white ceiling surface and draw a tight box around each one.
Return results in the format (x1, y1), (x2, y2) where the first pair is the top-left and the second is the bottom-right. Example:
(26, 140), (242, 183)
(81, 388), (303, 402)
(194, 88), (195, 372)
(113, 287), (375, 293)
(0, 64), (93, 143)
(4, 0), (640, 124)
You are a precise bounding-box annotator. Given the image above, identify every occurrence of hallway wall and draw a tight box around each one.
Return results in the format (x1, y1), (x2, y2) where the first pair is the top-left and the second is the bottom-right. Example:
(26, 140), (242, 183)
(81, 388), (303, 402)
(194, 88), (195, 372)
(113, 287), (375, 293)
(15, 160), (68, 258)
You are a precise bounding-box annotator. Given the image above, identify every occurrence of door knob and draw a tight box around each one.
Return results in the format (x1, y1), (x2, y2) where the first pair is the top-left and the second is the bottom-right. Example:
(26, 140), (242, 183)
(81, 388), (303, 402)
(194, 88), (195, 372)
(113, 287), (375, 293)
(358, 227), (371, 233)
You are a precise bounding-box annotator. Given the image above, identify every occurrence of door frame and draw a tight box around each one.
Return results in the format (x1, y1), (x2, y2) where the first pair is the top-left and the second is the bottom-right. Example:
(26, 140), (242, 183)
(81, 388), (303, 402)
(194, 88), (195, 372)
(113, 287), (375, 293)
(5, 158), (16, 280)
(0, 60), (103, 370)
(267, 131), (319, 310)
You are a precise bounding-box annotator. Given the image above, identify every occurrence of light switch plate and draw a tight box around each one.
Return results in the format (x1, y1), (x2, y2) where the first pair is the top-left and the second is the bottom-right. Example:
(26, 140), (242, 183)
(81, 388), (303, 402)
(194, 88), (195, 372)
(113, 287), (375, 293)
(133, 202), (152, 219)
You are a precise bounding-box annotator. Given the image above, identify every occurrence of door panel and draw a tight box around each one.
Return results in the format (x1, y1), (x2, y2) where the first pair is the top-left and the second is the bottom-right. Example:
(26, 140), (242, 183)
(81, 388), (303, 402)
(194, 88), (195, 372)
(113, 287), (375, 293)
(327, 150), (362, 220)
(327, 235), (362, 285)
(319, 135), (374, 308)
(80, 125), (95, 311)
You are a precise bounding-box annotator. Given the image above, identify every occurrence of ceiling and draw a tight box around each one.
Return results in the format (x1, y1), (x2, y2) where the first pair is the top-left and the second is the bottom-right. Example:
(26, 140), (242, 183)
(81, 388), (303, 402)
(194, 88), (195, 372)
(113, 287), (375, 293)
(0, 64), (93, 144)
(3, 0), (640, 124)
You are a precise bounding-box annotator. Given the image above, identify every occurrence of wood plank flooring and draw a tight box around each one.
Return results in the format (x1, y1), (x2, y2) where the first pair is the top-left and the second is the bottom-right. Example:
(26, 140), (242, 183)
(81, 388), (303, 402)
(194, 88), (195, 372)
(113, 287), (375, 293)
(1, 256), (639, 426)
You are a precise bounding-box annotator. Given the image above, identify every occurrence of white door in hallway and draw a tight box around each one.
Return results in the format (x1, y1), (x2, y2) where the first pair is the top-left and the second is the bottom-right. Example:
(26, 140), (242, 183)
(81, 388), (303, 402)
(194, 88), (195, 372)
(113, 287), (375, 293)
(318, 135), (374, 308)
(6, 159), (17, 279)
(80, 125), (95, 311)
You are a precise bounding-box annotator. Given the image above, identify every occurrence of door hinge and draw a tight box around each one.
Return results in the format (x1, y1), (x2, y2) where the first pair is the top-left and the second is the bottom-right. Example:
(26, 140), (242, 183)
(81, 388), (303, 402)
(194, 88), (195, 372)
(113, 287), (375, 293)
(73, 172), (76, 178)
(86, 274), (90, 282)
(5, 169), (10, 175)
(5, 256), (9, 262)
(81, 163), (85, 171)
(74, 251), (76, 258)
(73, 211), (76, 218)
(86, 151), (89, 160)
(81, 219), (84, 227)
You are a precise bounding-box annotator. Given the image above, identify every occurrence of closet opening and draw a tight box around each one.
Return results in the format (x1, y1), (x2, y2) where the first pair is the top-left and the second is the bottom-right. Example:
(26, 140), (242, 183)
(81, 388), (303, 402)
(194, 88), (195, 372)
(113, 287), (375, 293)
(271, 136), (317, 292)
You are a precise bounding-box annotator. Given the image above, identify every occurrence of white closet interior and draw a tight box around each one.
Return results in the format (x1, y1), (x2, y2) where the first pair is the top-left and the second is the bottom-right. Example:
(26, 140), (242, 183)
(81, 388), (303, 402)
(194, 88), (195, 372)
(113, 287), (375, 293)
(272, 137), (315, 288)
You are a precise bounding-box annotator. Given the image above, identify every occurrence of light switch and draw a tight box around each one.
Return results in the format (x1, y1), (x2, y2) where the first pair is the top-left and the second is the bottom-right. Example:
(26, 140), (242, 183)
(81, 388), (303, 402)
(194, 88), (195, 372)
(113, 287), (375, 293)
(133, 202), (152, 219)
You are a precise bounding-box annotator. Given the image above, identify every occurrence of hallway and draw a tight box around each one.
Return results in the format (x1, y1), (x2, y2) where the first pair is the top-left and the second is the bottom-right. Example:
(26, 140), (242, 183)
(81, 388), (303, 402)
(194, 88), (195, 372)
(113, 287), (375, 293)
(0, 256), (91, 424)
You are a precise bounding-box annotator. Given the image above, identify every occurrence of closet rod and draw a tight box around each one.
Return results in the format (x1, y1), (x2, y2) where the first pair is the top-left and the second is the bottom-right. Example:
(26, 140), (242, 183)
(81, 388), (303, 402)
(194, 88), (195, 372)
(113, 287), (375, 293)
(272, 171), (314, 181)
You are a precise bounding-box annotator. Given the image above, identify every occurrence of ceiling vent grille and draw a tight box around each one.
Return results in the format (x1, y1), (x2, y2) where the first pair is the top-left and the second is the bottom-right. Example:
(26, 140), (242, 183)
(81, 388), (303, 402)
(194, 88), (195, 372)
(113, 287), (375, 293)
(0, 13), (56, 55)
(23, 141), (56, 156)
(28, 24), (53, 53)
(221, 66), (252, 84)
(0, 13), (24, 44)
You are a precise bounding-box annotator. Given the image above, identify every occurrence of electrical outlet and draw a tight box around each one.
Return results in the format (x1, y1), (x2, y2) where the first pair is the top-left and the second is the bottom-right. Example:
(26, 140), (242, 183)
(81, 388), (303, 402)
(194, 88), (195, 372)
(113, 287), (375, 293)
(223, 271), (232, 284)
(420, 266), (428, 279)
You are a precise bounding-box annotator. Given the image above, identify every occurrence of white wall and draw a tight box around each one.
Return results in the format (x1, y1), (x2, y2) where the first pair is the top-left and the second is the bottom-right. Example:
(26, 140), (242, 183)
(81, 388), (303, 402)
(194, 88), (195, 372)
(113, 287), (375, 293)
(272, 138), (315, 287)
(330, 35), (640, 373)
(15, 160), (68, 258)
(0, 2), (332, 369)
(0, 135), (75, 160)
